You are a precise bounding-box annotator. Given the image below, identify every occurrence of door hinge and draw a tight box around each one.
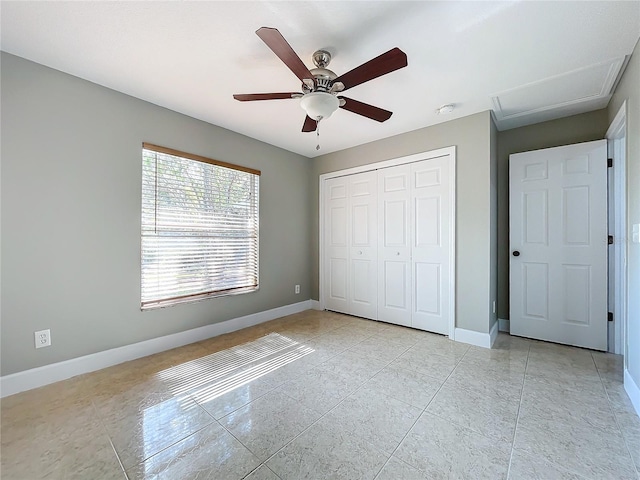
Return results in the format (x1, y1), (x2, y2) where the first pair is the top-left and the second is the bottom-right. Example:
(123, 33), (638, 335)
(608, 235), (614, 245)
(608, 158), (613, 168)
(608, 312), (614, 322)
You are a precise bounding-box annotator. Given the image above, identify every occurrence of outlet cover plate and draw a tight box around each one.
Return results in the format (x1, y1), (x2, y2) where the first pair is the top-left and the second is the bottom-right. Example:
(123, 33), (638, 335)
(35, 329), (51, 348)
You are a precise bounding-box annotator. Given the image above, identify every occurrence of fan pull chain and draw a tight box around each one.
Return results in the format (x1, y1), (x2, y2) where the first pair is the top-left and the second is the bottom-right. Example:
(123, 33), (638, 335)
(316, 119), (321, 151)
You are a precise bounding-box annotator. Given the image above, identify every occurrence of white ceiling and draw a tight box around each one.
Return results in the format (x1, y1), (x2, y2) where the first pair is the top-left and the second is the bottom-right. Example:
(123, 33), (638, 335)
(1, 1), (639, 158)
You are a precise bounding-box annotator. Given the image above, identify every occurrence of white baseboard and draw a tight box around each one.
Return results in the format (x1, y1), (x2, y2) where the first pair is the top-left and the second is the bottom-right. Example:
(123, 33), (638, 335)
(498, 318), (510, 333)
(0, 300), (313, 398)
(454, 325), (495, 349)
(624, 368), (640, 417)
(310, 300), (322, 310)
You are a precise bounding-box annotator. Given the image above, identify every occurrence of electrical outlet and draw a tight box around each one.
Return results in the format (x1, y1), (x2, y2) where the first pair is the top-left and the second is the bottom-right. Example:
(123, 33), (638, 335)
(35, 329), (51, 349)
(295, 284), (300, 294)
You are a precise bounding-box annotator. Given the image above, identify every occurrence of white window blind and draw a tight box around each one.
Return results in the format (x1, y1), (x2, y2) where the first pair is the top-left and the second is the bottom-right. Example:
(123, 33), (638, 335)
(141, 144), (260, 310)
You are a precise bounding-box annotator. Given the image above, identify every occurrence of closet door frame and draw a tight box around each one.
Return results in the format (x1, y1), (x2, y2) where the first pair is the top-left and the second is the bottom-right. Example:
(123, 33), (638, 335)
(319, 146), (457, 339)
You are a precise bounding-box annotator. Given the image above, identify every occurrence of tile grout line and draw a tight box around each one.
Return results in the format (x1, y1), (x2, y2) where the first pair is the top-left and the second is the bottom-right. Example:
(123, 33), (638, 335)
(104, 342), (288, 475)
(511, 346), (621, 480)
(132, 415), (221, 472)
(89, 398), (131, 480)
(240, 463), (283, 480)
(408, 346), (531, 460)
(207, 317), (360, 480)
(388, 345), (525, 448)
(212, 415), (273, 479)
(372, 341), (471, 479)
(591, 352), (640, 478)
(239, 331), (409, 477)
(199, 314), (359, 479)
(203, 322), (393, 477)
(186, 319), (360, 423)
(521, 344), (591, 479)
(505, 341), (531, 479)
(200, 325), (363, 477)
(111, 322), (324, 472)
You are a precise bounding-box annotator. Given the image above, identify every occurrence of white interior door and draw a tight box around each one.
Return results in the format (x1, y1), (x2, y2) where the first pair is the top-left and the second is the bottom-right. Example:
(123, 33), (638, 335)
(509, 140), (608, 350)
(349, 172), (377, 320)
(412, 158), (451, 335)
(378, 164), (412, 327)
(324, 176), (349, 314)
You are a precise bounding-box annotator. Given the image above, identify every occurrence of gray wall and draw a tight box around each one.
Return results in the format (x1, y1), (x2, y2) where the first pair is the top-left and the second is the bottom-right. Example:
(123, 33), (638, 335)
(608, 39), (640, 389)
(495, 109), (610, 321)
(312, 111), (494, 335)
(1, 53), (312, 376)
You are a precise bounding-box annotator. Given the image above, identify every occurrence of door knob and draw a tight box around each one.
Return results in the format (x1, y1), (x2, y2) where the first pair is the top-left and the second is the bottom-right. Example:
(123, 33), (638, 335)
(512, 251), (520, 257)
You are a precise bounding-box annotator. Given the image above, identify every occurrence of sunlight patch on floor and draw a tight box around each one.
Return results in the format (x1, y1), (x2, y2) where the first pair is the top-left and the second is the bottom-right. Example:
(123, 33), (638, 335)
(155, 333), (314, 402)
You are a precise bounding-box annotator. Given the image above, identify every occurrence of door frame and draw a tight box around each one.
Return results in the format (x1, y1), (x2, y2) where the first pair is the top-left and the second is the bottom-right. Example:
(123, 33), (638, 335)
(606, 101), (628, 356)
(318, 146), (457, 338)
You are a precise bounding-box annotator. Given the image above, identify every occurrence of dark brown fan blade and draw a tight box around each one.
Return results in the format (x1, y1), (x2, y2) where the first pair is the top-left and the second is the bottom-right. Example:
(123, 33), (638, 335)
(233, 93), (301, 101)
(256, 27), (315, 83)
(334, 47), (407, 91)
(339, 97), (393, 122)
(302, 115), (317, 132)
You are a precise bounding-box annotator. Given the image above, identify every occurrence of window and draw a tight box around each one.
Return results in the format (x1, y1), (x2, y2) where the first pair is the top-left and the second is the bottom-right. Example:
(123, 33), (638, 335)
(141, 143), (260, 309)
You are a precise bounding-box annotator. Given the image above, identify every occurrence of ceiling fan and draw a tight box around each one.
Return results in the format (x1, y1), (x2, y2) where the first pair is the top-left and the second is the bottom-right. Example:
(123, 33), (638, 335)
(233, 27), (408, 134)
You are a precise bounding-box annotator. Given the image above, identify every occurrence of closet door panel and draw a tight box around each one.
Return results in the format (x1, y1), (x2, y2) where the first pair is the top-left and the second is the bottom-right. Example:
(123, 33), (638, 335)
(378, 165), (412, 326)
(324, 177), (350, 314)
(411, 159), (450, 334)
(349, 172), (377, 319)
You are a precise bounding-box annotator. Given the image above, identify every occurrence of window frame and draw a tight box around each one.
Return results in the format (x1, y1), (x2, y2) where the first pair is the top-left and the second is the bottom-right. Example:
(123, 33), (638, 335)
(140, 143), (261, 310)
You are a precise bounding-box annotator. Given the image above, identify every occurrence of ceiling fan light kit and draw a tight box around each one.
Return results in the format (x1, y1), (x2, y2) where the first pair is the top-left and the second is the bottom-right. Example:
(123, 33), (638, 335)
(300, 92), (340, 121)
(233, 26), (408, 142)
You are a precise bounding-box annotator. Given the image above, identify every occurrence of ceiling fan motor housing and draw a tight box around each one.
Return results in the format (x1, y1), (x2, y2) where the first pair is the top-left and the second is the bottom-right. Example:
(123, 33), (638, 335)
(305, 68), (336, 92)
(302, 50), (337, 93)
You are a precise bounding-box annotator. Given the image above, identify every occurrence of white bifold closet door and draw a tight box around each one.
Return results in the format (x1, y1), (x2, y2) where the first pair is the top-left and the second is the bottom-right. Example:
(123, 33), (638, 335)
(324, 171), (377, 320)
(378, 159), (451, 334)
(323, 155), (451, 335)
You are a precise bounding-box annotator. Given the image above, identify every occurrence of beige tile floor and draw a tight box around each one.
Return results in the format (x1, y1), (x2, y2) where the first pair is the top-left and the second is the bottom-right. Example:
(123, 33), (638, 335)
(1, 309), (639, 479)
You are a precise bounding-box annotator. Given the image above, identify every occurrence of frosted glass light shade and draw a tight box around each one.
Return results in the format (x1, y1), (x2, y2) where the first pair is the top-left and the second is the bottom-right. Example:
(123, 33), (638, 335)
(300, 92), (339, 120)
